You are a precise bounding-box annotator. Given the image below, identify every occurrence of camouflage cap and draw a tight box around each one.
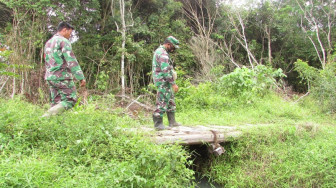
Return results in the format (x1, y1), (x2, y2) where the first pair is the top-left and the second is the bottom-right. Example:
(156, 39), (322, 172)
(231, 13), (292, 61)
(166, 36), (180, 49)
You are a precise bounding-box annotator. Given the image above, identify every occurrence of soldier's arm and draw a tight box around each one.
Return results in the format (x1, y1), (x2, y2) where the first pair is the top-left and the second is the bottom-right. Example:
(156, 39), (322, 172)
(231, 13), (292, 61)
(61, 40), (85, 81)
(158, 53), (175, 85)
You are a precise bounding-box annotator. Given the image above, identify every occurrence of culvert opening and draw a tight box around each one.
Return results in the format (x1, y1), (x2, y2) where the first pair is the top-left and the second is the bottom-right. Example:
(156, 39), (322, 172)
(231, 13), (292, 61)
(185, 143), (225, 188)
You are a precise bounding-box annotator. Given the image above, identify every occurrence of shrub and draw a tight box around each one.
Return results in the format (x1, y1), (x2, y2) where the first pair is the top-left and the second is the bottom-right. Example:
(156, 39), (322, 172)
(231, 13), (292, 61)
(175, 65), (285, 110)
(217, 65), (285, 99)
(295, 59), (336, 112)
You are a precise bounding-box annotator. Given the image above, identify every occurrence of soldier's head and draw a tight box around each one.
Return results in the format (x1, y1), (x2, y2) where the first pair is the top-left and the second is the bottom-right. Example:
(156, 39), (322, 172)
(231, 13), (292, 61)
(164, 36), (179, 53)
(57, 22), (75, 39)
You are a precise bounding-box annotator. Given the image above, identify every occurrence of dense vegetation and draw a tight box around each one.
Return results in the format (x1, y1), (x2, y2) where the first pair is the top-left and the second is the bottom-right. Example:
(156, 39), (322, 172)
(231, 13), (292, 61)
(0, 0), (335, 97)
(1, 0), (336, 187)
(1, 86), (336, 187)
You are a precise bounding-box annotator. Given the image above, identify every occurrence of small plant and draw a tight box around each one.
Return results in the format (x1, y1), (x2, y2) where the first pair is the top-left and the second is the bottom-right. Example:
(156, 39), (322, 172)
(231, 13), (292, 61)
(96, 71), (110, 92)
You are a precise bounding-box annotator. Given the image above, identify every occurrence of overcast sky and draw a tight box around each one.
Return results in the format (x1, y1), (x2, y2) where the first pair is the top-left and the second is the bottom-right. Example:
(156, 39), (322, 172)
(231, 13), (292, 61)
(221, 0), (265, 8)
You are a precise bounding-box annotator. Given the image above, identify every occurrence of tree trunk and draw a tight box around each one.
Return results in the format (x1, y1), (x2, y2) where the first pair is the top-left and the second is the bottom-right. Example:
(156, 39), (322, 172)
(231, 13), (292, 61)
(11, 68), (15, 99)
(266, 26), (272, 65)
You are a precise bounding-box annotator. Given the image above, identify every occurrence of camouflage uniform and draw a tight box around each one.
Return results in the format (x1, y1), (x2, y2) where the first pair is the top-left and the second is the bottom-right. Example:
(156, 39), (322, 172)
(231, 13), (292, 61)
(44, 33), (85, 109)
(152, 45), (176, 117)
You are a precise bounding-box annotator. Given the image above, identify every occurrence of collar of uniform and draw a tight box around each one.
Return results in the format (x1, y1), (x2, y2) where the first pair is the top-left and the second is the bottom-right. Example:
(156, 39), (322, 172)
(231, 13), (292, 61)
(54, 33), (67, 40)
(160, 45), (168, 53)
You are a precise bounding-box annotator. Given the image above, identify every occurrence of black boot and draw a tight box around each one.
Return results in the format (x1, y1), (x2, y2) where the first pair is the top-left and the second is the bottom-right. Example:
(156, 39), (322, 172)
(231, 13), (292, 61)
(153, 115), (165, 131)
(167, 112), (182, 127)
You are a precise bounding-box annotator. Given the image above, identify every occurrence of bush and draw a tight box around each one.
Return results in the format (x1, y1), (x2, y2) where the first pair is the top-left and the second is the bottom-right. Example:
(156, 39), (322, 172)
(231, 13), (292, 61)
(295, 59), (336, 112)
(217, 65), (285, 99)
(175, 65), (285, 110)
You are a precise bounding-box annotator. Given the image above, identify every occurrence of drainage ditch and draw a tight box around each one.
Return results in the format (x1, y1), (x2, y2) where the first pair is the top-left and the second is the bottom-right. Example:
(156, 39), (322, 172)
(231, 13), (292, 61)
(186, 144), (224, 188)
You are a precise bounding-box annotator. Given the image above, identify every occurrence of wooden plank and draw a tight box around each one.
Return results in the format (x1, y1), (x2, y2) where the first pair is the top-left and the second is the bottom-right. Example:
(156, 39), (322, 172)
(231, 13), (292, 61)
(151, 126), (242, 145)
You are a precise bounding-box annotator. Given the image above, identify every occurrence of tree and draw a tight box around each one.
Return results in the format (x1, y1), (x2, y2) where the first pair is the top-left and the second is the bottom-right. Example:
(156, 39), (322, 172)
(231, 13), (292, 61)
(296, 0), (336, 69)
(180, 0), (220, 79)
(112, 0), (134, 97)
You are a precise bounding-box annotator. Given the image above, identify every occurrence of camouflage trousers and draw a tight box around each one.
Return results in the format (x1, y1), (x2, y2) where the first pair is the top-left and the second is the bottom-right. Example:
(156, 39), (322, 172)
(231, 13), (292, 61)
(153, 83), (176, 117)
(47, 80), (77, 109)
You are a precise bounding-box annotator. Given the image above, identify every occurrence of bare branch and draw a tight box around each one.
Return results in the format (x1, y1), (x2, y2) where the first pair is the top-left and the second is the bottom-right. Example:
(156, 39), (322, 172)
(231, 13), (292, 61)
(294, 91), (310, 103)
(0, 76), (9, 93)
(296, 0), (328, 68)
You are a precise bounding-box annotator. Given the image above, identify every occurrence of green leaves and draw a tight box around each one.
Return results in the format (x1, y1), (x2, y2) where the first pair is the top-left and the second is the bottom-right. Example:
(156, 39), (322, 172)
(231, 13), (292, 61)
(0, 49), (18, 77)
(295, 59), (336, 112)
(219, 65), (286, 98)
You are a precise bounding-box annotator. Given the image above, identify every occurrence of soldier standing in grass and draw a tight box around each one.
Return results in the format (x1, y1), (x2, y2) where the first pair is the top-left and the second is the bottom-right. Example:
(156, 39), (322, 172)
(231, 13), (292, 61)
(152, 36), (182, 130)
(42, 22), (86, 117)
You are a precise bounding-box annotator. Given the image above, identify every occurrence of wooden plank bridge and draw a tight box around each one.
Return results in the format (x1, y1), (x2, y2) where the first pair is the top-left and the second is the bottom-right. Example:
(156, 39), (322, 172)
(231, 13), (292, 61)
(140, 125), (242, 145)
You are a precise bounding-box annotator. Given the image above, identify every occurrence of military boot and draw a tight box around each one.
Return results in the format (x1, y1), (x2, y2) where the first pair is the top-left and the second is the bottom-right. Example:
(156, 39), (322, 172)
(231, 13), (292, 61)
(167, 112), (182, 127)
(153, 115), (165, 131)
(42, 103), (65, 118)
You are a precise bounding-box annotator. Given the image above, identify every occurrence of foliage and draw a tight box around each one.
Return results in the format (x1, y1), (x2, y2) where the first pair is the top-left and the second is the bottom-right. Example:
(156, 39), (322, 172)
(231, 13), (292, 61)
(175, 81), (229, 110)
(0, 48), (15, 77)
(295, 59), (336, 112)
(294, 59), (319, 85)
(0, 98), (194, 187)
(174, 65), (285, 110)
(218, 65), (286, 98)
(0, 0), (334, 97)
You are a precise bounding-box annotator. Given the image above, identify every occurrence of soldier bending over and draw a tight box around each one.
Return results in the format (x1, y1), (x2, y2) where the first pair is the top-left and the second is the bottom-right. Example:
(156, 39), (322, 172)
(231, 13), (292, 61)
(152, 36), (182, 130)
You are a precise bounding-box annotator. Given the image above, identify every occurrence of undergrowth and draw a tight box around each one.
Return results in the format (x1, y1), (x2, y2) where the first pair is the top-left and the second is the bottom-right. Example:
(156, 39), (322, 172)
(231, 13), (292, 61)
(0, 97), (194, 187)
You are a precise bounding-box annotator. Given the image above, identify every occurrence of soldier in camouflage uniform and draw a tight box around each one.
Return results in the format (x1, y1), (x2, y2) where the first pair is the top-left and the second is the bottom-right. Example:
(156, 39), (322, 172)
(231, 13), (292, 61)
(42, 22), (86, 117)
(152, 36), (182, 130)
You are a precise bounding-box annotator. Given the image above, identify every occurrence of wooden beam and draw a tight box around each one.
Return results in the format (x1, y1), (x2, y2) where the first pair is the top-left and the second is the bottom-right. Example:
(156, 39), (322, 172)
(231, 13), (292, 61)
(150, 126), (242, 145)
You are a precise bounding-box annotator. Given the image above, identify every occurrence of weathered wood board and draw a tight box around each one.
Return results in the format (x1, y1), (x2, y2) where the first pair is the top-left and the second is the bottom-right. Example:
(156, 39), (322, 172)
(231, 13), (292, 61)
(141, 126), (242, 145)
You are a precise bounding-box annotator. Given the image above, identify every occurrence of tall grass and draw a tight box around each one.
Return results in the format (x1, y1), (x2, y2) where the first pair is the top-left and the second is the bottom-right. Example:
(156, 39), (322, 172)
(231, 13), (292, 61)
(204, 123), (336, 187)
(175, 89), (328, 126)
(0, 97), (194, 187)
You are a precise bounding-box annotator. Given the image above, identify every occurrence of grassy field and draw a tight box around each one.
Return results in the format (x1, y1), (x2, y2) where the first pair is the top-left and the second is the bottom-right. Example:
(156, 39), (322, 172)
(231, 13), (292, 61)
(1, 93), (335, 187)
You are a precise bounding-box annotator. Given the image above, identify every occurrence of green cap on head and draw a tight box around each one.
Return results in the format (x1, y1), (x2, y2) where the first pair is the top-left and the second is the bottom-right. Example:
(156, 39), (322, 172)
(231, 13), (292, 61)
(166, 36), (180, 49)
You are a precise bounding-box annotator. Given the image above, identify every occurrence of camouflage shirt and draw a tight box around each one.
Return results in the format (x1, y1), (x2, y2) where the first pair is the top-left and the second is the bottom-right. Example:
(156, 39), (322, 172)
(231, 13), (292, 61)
(44, 34), (85, 81)
(152, 45), (175, 85)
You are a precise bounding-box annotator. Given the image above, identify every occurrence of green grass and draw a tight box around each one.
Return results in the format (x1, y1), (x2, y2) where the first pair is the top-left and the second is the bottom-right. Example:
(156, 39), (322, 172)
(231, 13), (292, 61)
(204, 124), (336, 187)
(176, 94), (330, 126)
(174, 91), (336, 187)
(174, 93), (336, 187)
(0, 97), (194, 187)
(1, 92), (335, 187)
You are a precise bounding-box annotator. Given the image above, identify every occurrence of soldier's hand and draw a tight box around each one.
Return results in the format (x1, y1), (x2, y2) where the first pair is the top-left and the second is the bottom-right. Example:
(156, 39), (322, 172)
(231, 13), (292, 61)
(80, 80), (86, 88)
(172, 84), (179, 93)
